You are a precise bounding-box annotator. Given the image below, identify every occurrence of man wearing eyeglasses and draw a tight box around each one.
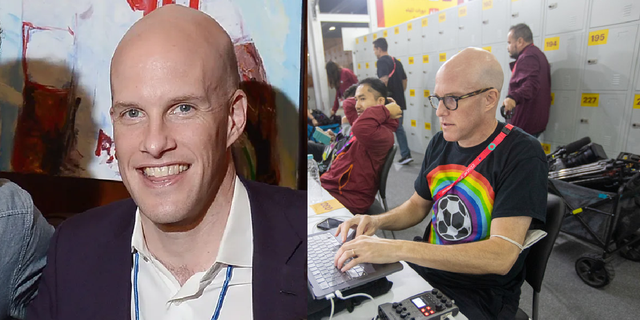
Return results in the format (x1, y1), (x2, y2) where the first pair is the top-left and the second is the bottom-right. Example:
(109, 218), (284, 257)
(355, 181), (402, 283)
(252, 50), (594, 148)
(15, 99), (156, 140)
(503, 23), (551, 138)
(334, 48), (548, 320)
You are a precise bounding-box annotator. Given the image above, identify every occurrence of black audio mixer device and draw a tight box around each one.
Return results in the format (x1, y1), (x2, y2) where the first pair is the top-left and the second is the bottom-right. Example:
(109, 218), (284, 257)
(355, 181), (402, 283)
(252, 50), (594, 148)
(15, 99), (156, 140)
(377, 289), (459, 320)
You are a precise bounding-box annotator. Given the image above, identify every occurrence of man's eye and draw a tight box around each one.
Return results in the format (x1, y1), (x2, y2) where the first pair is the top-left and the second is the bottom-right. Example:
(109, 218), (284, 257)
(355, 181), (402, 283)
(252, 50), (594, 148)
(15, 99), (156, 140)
(175, 104), (193, 113)
(125, 109), (140, 118)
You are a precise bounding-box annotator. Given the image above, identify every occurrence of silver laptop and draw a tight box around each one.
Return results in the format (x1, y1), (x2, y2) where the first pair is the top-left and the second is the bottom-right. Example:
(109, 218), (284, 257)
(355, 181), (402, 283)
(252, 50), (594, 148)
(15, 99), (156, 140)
(307, 230), (403, 299)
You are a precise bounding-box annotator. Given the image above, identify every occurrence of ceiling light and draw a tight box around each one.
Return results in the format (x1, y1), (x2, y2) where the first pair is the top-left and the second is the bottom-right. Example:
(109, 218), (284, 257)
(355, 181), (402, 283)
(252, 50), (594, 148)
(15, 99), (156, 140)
(329, 26), (336, 31)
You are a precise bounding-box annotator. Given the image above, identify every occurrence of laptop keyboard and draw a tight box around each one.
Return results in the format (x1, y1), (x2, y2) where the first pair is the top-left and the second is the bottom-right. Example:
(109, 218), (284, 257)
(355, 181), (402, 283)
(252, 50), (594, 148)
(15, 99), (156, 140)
(308, 232), (366, 290)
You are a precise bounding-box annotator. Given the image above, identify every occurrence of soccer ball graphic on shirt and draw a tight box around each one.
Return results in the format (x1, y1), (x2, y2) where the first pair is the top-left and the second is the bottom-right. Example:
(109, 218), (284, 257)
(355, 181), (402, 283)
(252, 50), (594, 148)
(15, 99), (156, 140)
(436, 194), (473, 241)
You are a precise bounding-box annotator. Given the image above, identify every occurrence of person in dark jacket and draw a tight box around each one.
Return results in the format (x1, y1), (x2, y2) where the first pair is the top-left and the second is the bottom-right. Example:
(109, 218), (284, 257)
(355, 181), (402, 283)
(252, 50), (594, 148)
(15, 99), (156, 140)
(503, 23), (551, 137)
(320, 77), (401, 214)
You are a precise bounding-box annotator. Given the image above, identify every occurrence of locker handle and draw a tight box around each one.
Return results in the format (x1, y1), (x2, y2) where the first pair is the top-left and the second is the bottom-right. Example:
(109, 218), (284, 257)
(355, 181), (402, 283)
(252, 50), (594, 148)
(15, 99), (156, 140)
(483, 20), (489, 24)
(580, 119), (589, 124)
(410, 103), (415, 106)
(633, 123), (640, 129)
(408, 38), (411, 41)
(459, 26), (464, 30)
(439, 31), (444, 34)
(587, 59), (598, 65)
(423, 71), (427, 73)
(422, 35), (426, 38)
(549, 3), (557, 9)
(512, 12), (519, 18)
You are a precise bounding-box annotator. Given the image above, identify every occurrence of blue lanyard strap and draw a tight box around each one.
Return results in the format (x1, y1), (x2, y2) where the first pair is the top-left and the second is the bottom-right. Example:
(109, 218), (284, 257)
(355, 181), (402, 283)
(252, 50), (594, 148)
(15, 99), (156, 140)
(133, 252), (234, 320)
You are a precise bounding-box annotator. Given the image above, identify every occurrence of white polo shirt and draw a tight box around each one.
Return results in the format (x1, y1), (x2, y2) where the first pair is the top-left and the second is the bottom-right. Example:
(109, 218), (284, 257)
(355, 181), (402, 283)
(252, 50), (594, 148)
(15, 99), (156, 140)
(130, 176), (253, 320)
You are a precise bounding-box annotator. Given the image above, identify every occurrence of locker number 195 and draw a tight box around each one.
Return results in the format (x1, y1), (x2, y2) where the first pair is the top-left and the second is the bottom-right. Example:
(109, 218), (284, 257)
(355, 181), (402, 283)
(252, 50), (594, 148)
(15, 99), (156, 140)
(588, 29), (609, 46)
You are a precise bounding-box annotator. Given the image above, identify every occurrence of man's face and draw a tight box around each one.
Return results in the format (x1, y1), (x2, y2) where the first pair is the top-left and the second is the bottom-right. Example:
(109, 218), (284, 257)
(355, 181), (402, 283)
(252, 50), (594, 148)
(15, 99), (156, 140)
(434, 73), (487, 146)
(373, 46), (381, 59)
(355, 84), (385, 116)
(111, 49), (231, 226)
(506, 31), (520, 59)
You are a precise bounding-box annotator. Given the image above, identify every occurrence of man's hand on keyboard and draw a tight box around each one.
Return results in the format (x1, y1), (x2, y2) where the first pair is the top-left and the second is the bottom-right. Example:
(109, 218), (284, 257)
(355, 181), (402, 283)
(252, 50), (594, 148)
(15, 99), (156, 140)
(333, 235), (401, 272)
(334, 214), (380, 243)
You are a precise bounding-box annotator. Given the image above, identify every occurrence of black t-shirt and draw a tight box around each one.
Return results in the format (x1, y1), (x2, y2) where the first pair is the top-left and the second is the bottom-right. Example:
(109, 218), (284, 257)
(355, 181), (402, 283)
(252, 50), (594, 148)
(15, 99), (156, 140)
(376, 55), (407, 110)
(413, 122), (548, 291)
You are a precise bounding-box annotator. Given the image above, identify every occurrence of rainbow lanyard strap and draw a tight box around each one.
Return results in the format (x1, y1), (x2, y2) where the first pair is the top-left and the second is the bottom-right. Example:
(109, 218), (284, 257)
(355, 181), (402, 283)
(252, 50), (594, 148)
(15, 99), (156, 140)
(133, 252), (234, 320)
(433, 124), (514, 204)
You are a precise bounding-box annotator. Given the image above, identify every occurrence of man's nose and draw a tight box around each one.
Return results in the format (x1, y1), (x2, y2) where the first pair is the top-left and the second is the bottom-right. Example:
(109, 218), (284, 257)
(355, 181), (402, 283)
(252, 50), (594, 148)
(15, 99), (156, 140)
(140, 118), (177, 158)
(435, 99), (448, 117)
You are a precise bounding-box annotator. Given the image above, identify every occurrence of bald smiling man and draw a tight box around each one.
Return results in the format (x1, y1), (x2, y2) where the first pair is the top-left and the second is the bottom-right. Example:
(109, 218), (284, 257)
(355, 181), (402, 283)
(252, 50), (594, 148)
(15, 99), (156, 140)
(334, 48), (548, 319)
(26, 5), (305, 320)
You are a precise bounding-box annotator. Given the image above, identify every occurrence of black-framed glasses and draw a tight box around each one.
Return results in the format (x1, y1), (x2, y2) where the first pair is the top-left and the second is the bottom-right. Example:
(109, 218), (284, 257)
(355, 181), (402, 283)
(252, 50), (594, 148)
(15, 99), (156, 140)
(428, 87), (494, 111)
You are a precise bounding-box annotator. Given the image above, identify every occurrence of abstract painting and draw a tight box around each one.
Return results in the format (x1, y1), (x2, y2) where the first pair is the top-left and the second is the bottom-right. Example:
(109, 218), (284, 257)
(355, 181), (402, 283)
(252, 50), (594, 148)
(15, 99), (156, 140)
(0, 0), (302, 186)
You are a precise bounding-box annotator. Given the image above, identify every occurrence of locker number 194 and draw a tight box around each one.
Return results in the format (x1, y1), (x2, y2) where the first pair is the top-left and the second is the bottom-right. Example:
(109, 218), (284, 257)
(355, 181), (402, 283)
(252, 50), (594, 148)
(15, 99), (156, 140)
(544, 37), (559, 51)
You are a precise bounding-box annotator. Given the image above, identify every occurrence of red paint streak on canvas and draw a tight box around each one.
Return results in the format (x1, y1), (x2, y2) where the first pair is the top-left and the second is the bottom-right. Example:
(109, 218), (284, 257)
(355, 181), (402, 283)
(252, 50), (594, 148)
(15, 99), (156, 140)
(126, 0), (158, 16)
(12, 22), (77, 174)
(95, 129), (115, 164)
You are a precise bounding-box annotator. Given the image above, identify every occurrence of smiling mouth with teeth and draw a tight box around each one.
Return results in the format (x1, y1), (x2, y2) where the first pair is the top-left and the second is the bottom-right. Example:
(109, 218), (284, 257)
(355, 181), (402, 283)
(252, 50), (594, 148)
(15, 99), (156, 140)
(143, 164), (190, 178)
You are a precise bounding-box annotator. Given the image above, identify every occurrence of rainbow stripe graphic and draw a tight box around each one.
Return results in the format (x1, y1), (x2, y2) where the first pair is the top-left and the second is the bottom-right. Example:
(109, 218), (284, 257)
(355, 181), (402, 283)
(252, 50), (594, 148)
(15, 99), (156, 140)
(426, 164), (495, 244)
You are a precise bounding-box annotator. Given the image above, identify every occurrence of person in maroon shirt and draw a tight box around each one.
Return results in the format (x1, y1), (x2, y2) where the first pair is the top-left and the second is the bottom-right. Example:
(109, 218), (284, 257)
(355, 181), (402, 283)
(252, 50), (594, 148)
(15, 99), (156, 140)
(503, 23), (551, 137)
(326, 61), (359, 116)
(320, 78), (400, 214)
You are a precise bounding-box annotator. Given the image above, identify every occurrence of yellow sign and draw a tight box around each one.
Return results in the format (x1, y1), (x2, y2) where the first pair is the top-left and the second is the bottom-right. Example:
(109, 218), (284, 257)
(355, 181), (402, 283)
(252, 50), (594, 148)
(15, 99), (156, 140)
(512, 0), (519, 2)
(411, 120), (417, 127)
(397, 58), (401, 62)
(364, 36), (367, 42)
(459, 6), (467, 17)
(439, 53), (446, 62)
(483, 0), (493, 10)
(408, 23), (412, 31)
(356, 38), (359, 44)
(378, 0), (456, 27)
(425, 123), (431, 130)
(544, 37), (560, 51)
(551, 93), (555, 105)
(373, 33), (378, 39)
(383, 30), (388, 37)
(410, 89), (416, 97)
(358, 63), (361, 69)
(422, 18), (428, 27)
(588, 29), (609, 46)
(439, 12), (446, 23)
(375, 61), (377, 68)
(310, 199), (345, 215)
(409, 57), (414, 64)
(482, 46), (492, 52)
(394, 27), (399, 34)
(424, 90), (430, 97)
(366, 62), (369, 69)
(423, 55), (429, 63)
(541, 143), (551, 154)
(581, 93), (599, 107)
(634, 94), (640, 109)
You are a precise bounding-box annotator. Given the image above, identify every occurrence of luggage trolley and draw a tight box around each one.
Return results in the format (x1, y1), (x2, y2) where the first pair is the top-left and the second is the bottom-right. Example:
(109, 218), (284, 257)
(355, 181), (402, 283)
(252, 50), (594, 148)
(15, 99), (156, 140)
(548, 166), (640, 288)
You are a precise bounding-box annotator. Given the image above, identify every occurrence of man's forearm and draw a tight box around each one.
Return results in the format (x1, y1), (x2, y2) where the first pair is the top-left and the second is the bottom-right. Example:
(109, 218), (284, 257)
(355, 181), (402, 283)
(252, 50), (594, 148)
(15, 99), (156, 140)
(395, 237), (521, 275)
(376, 196), (429, 231)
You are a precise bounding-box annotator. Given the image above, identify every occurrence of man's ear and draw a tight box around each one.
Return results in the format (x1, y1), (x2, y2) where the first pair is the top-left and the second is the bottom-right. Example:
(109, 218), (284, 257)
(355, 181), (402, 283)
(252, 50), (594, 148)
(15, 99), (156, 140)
(484, 89), (500, 112)
(226, 89), (248, 148)
(377, 96), (387, 106)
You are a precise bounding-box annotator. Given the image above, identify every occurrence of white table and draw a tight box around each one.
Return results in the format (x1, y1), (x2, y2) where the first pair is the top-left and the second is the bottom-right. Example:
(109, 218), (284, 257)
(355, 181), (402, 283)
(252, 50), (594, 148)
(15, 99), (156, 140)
(308, 179), (467, 320)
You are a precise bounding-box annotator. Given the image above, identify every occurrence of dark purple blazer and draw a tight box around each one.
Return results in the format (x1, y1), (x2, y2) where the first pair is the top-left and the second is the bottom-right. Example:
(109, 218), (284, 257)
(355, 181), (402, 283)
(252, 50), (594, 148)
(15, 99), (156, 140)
(26, 177), (306, 320)
(508, 43), (552, 135)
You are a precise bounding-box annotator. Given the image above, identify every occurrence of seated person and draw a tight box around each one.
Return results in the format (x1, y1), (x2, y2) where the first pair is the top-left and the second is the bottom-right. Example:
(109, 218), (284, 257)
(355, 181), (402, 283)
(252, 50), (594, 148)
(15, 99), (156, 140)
(308, 84), (358, 163)
(0, 179), (54, 319)
(320, 78), (401, 214)
(333, 48), (548, 320)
